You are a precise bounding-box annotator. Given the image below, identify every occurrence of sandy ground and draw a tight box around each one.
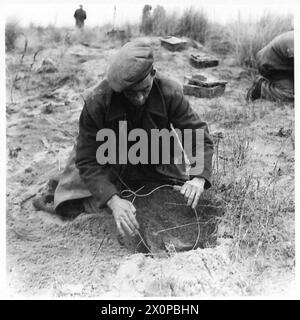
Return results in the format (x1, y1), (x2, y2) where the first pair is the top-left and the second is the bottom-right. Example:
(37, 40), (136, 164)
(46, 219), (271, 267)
(6, 35), (295, 298)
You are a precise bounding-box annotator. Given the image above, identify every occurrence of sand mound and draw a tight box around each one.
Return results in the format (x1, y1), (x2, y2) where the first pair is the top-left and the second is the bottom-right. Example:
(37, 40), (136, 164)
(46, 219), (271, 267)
(104, 239), (247, 297)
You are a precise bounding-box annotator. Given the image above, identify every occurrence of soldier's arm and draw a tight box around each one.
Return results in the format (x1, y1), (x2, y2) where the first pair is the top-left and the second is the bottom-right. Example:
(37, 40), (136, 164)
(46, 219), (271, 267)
(168, 86), (214, 189)
(75, 104), (119, 207)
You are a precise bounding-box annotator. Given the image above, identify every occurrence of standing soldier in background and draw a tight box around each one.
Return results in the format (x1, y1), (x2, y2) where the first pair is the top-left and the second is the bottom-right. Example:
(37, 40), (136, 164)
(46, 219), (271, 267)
(246, 30), (294, 102)
(74, 5), (87, 29)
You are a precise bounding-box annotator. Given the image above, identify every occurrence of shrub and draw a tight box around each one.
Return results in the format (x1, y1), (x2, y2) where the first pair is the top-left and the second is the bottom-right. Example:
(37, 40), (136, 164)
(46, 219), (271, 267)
(177, 7), (209, 44)
(161, 11), (180, 36)
(147, 5), (209, 43)
(206, 22), (234, 56)
(211, 127), (294, 266)
(5, 20), (22, 52)
(47, 25), (63, 43)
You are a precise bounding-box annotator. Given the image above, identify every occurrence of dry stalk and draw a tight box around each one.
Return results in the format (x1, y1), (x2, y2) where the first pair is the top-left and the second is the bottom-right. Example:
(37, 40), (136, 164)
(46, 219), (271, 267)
(25, 48), (43, 90)
(10, 33), (28, 102)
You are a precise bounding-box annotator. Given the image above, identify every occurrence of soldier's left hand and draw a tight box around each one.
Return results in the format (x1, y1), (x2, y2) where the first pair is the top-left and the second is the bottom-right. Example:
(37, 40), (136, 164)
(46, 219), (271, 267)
(180, 177), (205, 209)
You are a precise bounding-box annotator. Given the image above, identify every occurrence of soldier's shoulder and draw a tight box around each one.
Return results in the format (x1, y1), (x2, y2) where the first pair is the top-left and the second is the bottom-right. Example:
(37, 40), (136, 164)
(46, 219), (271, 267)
(271, 30), (294, 49)
(83, 79), (113, 106)
(82, 79), (113, 119)
(155, 73), (183, 97)
(277, 30), (294, 42)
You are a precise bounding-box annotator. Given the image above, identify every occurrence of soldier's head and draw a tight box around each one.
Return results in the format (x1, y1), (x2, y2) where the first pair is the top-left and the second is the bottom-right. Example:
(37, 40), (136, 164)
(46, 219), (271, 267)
(107, 40), (155, 107)
(79, 4), (83, 9)
(122, 67), (156, 107)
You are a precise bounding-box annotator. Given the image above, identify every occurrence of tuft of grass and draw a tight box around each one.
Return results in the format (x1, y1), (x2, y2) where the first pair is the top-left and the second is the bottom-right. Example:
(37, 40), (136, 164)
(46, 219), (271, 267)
(141, 5), (209, 44)
(176, 7), (209, 44)
(202, 100), (258, 129)
(210, 127), (294, 271)
(206, 22), (234, 56)
(45, 25), (64, 44)
(159, 11), (180, 36)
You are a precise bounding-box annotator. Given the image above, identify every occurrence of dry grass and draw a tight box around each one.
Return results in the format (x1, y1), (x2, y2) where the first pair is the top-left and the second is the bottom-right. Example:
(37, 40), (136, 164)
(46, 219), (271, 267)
(141, 5), (209, 44)
(176, 7), (209, 44)
(139, 7), (293, 67)
(199, 88), (295, 276)
(12, 23), (134, 54)
(206, 22), (234, 56)
(224, 13), (293, 67)
(210, 123), (294, 272)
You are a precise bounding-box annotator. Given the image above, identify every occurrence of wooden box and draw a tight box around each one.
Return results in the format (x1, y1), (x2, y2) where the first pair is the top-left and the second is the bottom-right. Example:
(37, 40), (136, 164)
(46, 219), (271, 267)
(183, 74), (227, 98)
(190, 53), (219, 68)
(160, 36), (188, 52)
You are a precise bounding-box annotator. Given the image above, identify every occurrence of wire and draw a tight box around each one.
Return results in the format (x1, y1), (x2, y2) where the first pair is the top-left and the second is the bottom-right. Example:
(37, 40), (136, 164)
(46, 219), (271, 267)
(153, 217), (216, 235)
(117, 176), (202, 253)
(134, 229), (152, 254)
(192, 208), (200, 250)
(165, 202), (223, 209)
(121, 184), (176, 198)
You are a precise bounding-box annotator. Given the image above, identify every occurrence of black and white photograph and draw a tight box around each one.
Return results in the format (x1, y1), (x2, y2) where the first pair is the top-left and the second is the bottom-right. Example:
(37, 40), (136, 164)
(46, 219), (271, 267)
(2, 0), (298, 300)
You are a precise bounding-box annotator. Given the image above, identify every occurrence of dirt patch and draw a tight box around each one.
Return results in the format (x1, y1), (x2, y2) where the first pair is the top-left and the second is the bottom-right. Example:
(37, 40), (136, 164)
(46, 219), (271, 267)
(7, 207), (130, 297)
(122, 186), (223, 254)
(6, 188), (224, 298)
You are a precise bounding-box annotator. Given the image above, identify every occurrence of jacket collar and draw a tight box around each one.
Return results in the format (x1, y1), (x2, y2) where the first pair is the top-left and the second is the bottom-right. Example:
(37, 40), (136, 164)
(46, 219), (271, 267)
(105, 76), (167, 122)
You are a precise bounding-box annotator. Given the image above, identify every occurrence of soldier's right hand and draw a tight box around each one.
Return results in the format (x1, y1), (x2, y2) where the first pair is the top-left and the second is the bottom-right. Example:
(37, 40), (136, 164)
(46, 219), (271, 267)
(107, 195), (139, 237)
